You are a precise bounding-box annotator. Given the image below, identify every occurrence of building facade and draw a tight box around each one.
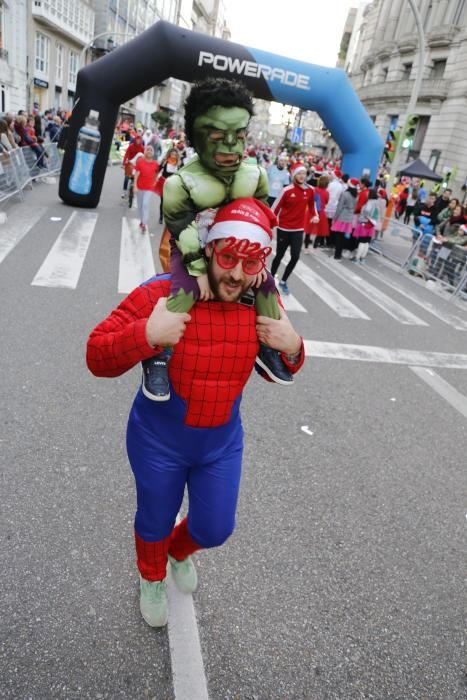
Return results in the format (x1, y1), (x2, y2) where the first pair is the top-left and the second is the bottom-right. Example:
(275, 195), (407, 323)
(347, 0), (467, 195)
(28, 0), (95, 112)
(0, 0), (29, 113)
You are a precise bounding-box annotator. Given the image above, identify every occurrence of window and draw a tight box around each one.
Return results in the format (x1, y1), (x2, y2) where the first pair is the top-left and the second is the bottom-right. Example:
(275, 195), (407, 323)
(402, 63), (412, 79)
(68, 50), (79, 86)
(452, 0), (466, 24)
(1, 83), (7, 112)
(431, 59), (447, 79)
(35, 32), (50, 75)
(56, 43), (64, 84)
(0, 3), (5, 50)
(382, 67), (389, 81)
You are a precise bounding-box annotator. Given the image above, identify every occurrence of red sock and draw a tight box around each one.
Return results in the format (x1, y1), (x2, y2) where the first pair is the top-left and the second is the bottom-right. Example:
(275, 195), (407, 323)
(134, 531), (170, 581)
(169, 518), (202, 561)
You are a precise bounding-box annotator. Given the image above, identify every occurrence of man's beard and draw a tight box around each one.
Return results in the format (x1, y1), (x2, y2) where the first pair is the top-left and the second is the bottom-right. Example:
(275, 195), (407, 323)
(207, 258), (252, 303)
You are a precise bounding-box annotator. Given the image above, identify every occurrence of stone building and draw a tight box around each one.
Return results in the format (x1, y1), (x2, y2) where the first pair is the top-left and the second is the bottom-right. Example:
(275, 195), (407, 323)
(29, 0), (95, 111)
(0, 1), (29, 113)
(347, 0), (467, 195)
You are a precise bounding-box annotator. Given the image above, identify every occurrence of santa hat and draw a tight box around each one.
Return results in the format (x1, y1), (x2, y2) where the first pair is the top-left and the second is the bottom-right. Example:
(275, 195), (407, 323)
(313, 165), (324, 174)
(291, 162), (307, 177)
(203, 198), (277, 248)
(334, 168), (343, 178)
(348, 178), (360, 188)
(378, 188), (387, 198)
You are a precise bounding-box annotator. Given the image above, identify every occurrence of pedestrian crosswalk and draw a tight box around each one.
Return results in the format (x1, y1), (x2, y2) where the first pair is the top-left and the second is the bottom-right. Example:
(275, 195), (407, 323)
(1, 208), (467, 332)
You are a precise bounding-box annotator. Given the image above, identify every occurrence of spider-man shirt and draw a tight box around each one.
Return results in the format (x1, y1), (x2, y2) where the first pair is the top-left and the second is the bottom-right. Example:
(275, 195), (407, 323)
(86, 274), (305, 428)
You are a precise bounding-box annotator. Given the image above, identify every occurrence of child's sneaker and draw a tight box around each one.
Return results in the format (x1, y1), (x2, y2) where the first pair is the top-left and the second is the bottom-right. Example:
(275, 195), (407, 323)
(139, 576), (168, 627)
(142, 348), (173, 401)
(255, 344), (294, 385)
(169, 555), (198, 593)
(278, 280), (290, 295)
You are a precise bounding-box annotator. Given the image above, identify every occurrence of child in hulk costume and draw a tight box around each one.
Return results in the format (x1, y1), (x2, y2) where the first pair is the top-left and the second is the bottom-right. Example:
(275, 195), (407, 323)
(142, 78), (318, 400)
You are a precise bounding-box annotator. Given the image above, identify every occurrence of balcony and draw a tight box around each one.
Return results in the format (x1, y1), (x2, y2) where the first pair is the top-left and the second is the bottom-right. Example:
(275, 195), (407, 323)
(31, 0), (95, 47)
(357, 78), (450, 104)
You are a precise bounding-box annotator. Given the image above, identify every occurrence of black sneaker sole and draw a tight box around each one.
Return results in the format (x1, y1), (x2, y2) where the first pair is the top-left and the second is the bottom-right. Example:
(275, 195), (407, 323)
(255, 356), (294, 386)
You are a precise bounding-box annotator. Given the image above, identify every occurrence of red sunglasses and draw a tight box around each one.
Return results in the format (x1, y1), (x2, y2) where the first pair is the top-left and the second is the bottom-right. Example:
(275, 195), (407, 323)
(212, 238), (271, 275)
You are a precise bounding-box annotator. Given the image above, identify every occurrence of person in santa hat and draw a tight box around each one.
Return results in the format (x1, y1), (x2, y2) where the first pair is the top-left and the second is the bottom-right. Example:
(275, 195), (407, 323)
(332, 178), (359, 260)
(270, 162), (319, 294)
(86, 197), (305, 628)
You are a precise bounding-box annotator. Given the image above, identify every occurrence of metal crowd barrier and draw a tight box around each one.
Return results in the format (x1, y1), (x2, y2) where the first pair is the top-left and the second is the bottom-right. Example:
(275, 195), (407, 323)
(370, 216), (415, 265)
(400, 231), (467, 301)
(0, 143), (62, 206)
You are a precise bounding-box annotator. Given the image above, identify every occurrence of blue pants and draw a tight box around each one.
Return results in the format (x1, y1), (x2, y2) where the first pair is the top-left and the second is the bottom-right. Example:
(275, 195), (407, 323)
(126, 389), (244, 547)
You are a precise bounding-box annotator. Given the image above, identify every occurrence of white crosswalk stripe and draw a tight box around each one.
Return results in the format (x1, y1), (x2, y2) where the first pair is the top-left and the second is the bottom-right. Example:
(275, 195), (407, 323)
(0, 207), (47, 265)
(3, 208), (467, 334)
(118, 217), (156, 294)
(31, 211), (98, 289)
(315, 252), (428, 326)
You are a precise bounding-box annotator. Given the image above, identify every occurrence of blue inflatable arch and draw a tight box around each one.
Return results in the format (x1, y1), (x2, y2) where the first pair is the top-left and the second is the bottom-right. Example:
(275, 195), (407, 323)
(59, 20), (384, 208)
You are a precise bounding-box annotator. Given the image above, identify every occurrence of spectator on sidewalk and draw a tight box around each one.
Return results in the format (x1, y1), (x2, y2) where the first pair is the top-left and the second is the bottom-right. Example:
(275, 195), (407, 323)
(0, 118), (17, 151)
(413, 192), (437, 228)
(433, 188), (452, 220)
(45, 115), (63, 143)
(436, 197), (460, 225)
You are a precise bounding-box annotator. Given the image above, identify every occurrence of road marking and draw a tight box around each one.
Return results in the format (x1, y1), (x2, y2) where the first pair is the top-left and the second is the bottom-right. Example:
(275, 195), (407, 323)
(361, 263), (467, 331)
(281, 293), (306, 312)
(410, 366), (467, 419)
(303, 340), (467, 369)
(118, 217), (156, 294)
(167, 515), (209, 700)
(272, 244), (369, 318)
(315, 252), (428, 326)
(301, 426), (314, 436)
(0, 207), (47, 265)
(31, 211), (98, 289)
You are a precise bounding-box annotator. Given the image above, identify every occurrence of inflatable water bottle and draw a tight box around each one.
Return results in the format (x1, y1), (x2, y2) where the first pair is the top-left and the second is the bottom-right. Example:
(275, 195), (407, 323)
(68, 109), (101, 195)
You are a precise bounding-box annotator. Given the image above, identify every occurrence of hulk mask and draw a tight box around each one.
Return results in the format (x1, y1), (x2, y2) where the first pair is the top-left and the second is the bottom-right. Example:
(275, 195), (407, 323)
(192, 106), (250, 177)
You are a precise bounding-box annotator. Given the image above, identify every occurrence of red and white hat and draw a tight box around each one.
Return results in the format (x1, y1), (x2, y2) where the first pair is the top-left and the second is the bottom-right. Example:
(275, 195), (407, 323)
(291, 162), (307, 177)
(203, 198), (277, 248)
(348, 177), (360, 188)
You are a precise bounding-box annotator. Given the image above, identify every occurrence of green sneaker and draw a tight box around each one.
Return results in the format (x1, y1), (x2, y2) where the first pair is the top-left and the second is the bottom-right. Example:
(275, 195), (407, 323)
(168, 555), (198, 594)
(139, 576), (168, 627)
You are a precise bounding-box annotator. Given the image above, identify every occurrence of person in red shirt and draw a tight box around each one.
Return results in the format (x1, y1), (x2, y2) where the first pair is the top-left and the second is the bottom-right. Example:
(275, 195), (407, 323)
(121, 134), (144, 198)
(270, 162), (318, 294)
(134, 145), (160, 232)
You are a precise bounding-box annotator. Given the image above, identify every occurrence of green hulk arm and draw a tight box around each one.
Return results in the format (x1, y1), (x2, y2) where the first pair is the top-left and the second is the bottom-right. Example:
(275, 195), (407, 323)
(162, 174), (206, 276)
(163, 165), (269, 277)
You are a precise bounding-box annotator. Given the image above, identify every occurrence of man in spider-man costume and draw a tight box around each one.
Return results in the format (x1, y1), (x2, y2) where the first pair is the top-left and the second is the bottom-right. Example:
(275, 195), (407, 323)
(86, 198), (305, 628)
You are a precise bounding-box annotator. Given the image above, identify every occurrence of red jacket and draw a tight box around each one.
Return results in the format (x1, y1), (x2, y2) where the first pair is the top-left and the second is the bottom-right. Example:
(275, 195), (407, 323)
(123, 140), (144, 164)
(271, 183), (317, 231)
(355, 188), (369, 214)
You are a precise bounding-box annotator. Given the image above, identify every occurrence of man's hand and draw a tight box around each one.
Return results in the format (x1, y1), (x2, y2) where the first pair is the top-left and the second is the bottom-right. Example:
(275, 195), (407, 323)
(145, 297), (191, 348)
(196, 273), (214, 301)
(256, 306), (302, 355)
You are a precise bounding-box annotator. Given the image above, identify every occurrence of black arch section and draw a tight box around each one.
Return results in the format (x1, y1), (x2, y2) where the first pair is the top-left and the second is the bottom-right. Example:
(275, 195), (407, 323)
(59, 20), (383, 208)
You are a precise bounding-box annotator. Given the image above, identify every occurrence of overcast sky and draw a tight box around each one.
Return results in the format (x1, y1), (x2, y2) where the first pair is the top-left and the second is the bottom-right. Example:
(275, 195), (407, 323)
(225, 0), (358, 68)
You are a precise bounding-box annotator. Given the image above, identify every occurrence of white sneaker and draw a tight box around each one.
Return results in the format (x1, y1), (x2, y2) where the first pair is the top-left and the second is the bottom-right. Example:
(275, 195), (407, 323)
(139, 576), (168, 627)
(169, 555), (198, 593)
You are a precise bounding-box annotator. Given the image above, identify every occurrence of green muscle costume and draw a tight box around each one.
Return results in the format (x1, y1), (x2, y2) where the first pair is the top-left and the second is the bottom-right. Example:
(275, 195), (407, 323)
(162, 105), (280, 320)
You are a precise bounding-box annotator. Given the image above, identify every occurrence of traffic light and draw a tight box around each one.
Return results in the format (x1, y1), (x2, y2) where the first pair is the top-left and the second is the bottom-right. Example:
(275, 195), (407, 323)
(402, 114), (419, 149)
(384, 129), (400, 162)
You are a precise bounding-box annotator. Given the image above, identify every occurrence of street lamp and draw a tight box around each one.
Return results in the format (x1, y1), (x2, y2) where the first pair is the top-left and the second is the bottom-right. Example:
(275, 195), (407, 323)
(387, 0), (426, 190)
(80, 32), (137, 67)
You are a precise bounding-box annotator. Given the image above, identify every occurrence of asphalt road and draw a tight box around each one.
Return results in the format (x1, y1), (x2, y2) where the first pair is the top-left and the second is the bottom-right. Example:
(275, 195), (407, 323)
(1, 168), (466, 700)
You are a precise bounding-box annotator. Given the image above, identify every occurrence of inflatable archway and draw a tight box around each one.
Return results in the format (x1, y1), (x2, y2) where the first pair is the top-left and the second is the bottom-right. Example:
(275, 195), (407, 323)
(59, 20), (384, 208)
